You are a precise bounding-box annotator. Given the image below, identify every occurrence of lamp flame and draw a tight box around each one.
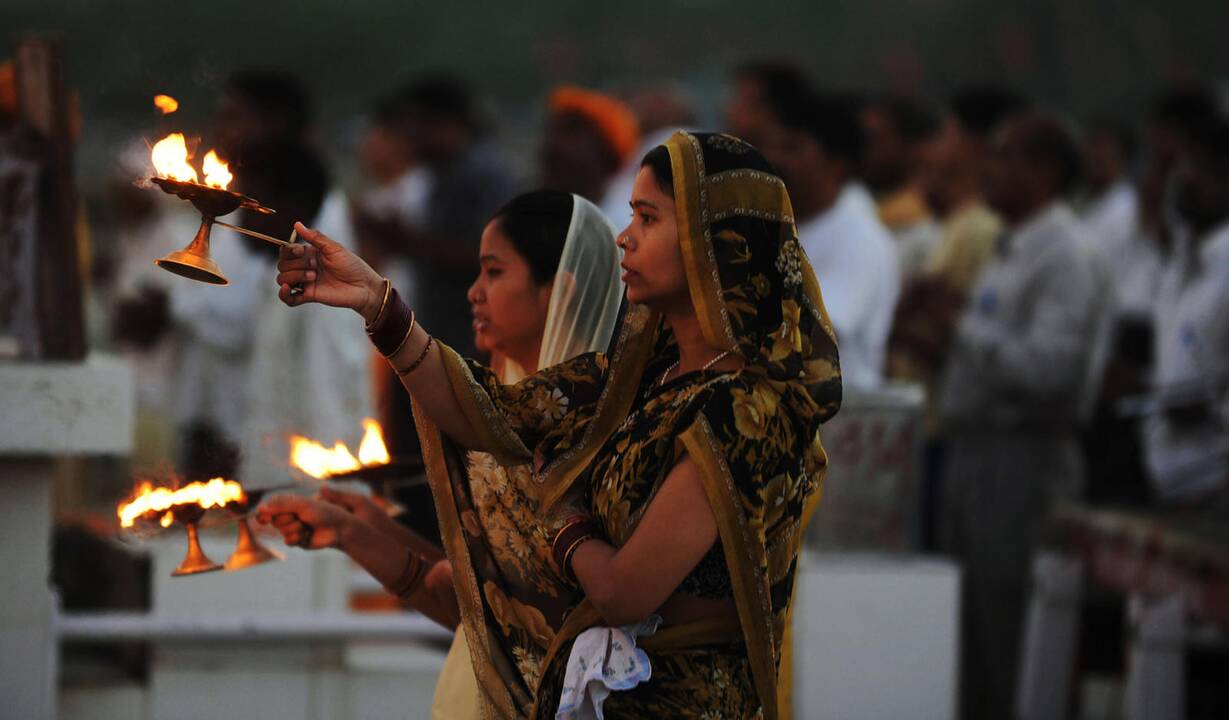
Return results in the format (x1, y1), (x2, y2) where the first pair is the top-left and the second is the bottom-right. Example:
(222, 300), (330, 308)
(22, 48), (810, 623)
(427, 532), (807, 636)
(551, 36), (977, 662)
(150, 133), (198, 183)
(289, 418), (389, 479)
(357, 418), (390, 466)
(117, 478), (246, 528)
(153, 94), (179, 115)
(202, 150), (233, 190)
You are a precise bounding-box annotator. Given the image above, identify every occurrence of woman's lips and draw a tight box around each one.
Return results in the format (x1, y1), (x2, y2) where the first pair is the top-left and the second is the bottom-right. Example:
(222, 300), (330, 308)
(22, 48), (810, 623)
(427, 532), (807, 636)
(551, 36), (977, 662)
(620, 265), (638, 282)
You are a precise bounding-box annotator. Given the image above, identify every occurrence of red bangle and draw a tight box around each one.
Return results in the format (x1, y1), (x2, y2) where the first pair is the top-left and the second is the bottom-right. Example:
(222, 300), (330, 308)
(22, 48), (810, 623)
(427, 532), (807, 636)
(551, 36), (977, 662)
(368, 288), (413, 357)
(552, 516), (601, 583)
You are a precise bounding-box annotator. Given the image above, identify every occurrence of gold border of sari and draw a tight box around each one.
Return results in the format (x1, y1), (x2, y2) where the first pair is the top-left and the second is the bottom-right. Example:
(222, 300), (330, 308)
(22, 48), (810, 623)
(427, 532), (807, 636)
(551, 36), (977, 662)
(532, 304), (657, 513)
(681, 415), (782, 720)
(438, 342), (533, 467)
(665, 132), (739, 353)
(413, 403), (521, 720)
(777, 436), (829, 720)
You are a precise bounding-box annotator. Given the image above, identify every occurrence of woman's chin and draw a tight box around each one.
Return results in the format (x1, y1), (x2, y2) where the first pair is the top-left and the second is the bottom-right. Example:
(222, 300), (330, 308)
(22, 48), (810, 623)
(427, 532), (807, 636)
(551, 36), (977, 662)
(625, 288), (649, 306)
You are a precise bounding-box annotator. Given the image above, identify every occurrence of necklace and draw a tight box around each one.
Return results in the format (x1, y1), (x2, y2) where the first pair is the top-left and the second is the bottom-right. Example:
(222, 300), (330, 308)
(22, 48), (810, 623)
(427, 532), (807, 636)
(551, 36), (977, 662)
(658, 349), (733, 387)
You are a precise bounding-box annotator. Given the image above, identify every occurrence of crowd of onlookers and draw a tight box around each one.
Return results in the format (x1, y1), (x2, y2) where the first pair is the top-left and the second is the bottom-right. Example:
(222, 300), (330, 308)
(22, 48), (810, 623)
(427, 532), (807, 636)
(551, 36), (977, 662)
(88, 63), (1228, 718)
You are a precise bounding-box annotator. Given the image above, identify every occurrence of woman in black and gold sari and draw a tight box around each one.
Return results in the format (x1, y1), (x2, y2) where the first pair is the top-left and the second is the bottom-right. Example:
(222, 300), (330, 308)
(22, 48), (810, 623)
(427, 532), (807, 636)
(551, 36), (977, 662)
(262, 131), (841, 719)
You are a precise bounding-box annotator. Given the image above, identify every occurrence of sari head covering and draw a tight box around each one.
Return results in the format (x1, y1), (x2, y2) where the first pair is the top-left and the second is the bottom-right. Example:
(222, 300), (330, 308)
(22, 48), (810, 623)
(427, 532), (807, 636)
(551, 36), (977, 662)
(428, 131), (841, 719)
(502, 195), (624, 383)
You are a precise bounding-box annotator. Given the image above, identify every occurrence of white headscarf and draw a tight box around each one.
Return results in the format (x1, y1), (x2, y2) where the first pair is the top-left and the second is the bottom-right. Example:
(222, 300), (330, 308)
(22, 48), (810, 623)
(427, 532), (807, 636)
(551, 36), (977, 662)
(503, 195), (624, 382)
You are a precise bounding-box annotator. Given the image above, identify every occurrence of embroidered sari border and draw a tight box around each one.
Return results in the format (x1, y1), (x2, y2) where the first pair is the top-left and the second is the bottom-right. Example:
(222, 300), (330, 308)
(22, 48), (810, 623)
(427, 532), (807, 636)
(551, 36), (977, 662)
(665, 132), (738, 353)
(534, 306), (656, 513)
(438, 341), (532, 466)
(702, 169), (796, 226)
(412, 405), (520, 719)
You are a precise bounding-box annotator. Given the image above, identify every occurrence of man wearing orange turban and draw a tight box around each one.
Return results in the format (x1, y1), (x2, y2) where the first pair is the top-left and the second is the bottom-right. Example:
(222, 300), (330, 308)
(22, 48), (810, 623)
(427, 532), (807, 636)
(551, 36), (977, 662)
(539, 85), (639, 212)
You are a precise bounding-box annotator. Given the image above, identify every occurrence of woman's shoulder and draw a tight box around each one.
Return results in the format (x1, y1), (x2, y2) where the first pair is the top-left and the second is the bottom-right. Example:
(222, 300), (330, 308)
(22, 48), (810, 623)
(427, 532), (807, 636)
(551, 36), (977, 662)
(686, 370), (813, 472)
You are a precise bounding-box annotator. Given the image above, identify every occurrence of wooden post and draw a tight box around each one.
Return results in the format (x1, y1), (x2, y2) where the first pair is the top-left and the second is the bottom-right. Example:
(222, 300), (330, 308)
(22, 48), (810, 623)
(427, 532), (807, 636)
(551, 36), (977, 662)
(14, 37), (85, 360)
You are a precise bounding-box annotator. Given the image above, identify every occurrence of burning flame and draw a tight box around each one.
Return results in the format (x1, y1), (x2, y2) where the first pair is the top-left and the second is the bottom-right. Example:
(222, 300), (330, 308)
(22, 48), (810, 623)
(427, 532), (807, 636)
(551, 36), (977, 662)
(117, 477), (246, 528)
(150, 133), (198, 183)
(148, 132), (232, 190)
(153, 94), (179, 115)
(202, 150), (233, 189)
(358, 418), (390, 466)
(289, 418), (389, 479)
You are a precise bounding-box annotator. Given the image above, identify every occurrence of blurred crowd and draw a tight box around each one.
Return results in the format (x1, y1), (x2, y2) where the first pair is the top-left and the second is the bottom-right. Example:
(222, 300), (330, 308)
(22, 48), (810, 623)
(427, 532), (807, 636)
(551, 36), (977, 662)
(85, 63), (1229, 718)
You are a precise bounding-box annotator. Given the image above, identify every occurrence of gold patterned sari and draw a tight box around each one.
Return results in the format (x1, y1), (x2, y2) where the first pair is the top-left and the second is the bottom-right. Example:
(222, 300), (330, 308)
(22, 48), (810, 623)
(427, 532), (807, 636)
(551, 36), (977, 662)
(415, 131), (842, 719)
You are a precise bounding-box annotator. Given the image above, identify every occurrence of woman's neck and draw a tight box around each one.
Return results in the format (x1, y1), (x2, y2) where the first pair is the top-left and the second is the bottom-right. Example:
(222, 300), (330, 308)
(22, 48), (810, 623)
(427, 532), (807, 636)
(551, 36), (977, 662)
(664, 308), (731, 374)
(505, 337), (543, 377)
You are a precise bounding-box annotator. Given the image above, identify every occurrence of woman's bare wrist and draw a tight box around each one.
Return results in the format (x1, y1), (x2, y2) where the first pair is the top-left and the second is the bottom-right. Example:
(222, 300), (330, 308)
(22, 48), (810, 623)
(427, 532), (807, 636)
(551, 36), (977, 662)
(336, 514), (366, 553)
(359, 276), (389, 325)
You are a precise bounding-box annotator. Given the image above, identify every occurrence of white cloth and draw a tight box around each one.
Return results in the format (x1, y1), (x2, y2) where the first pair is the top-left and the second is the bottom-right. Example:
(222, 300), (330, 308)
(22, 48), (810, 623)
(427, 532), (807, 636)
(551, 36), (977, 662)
(361, 166), (435, 307)
(1080, 180), (1138, 255)
(556, 615), (661, 720)
(361, 166), (434, 230)
(1143, 219), (1229, 501)
(894, 217), (943, 281)
(112, 208), (198, 412)
(1080, 181), (1164, 318)
(241, 189), (374, 485)
(797, 183), (900, 388)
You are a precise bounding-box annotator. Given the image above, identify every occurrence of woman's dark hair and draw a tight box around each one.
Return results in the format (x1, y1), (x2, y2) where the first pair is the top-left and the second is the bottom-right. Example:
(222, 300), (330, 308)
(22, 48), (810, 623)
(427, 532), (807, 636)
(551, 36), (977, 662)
(640, 145), (674, 197)
(492, 190), (574, 285)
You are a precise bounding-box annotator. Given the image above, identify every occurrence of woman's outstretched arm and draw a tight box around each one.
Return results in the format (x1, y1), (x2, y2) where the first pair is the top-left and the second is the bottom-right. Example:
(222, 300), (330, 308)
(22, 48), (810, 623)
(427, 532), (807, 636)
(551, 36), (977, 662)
(257, 494), (461, 629)
(274, 223), (483, 449)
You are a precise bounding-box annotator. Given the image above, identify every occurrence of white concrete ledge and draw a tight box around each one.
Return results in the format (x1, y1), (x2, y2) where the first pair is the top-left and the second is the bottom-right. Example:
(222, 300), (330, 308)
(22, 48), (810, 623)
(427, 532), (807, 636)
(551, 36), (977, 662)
(0, 354), (134, 455)
(56, 611), (452, 643)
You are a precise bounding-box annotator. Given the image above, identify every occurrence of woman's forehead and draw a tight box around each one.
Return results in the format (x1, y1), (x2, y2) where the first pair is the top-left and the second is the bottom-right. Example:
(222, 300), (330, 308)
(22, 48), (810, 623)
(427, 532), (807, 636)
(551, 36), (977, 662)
(630, 165), (672, 207)
(479, 221), (515, 259)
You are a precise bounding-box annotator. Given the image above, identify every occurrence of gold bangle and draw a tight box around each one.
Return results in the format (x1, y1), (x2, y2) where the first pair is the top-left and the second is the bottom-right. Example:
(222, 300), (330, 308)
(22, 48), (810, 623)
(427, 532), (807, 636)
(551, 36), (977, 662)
(561, 533), (594, 582)
(551, 515), (590, 546)
(395, 335), (434, 377)
(364, 278), (392, 333)
(384, 311), (416, 359)
(388, 551), (424, 598)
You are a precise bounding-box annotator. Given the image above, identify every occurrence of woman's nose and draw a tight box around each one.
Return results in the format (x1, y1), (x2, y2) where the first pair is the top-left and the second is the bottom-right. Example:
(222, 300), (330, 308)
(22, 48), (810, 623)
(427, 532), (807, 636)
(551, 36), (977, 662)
(467, 280), (482, 304)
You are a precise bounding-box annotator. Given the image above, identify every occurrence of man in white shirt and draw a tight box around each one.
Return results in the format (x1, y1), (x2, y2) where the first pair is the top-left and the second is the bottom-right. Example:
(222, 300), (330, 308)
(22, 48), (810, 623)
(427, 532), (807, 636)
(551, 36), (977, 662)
(760, 90), (900, 388)
(940, 113), (1102, 720)
(1144, 115), (1229, 502)
(172, 72), (371, 482)
(1079, 118), (1139, 255)
(862, 95), (943, 279)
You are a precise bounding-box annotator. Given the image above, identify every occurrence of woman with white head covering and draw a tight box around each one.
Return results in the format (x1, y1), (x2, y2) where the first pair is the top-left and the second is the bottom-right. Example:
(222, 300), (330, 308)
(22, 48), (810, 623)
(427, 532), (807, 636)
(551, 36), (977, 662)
(260, 190), (623, 718)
